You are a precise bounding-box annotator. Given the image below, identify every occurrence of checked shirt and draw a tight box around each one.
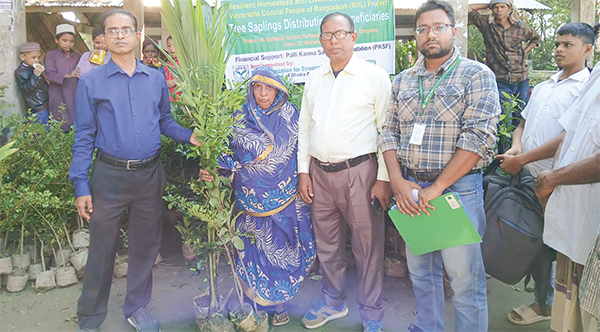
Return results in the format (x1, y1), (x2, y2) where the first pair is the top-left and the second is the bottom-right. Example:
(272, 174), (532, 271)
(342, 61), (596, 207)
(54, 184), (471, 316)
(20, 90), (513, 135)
(378, 48), (501, 172)
(468, 10), (541, 83)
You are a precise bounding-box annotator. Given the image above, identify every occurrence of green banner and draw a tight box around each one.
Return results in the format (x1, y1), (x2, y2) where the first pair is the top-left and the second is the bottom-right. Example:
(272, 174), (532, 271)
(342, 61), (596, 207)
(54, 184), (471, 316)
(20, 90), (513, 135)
(225, 0), (394, 53)
(224, 0), (395, 83)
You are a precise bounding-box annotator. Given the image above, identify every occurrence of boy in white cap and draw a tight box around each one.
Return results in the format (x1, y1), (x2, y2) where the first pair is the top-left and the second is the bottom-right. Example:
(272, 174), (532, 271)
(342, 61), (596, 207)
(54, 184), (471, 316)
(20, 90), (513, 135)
(45, 23), (81, 131)
(14, 42), (49, 124)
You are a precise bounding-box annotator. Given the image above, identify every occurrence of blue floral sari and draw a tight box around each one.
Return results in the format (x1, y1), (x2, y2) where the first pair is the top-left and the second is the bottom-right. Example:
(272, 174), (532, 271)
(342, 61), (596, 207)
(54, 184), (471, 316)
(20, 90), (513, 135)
(218, 67), (315, 306)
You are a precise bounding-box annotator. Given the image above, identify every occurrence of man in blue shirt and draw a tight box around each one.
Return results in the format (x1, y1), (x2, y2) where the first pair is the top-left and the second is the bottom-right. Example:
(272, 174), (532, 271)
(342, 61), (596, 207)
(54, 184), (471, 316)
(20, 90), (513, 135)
(69, 9), (200, 332)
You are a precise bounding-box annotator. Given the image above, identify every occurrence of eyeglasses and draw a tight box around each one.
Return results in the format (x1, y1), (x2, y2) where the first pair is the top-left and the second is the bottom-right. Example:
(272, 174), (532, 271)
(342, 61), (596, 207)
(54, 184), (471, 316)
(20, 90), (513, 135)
(415, 24), (453, 37)
(105, 27), (136, 38)
(320, 30), (353, 41)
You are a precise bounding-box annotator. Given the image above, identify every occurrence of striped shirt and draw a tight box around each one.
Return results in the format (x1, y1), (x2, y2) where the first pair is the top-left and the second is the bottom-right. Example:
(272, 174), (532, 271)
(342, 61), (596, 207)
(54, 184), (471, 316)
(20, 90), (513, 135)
(378, 47), (501, 171)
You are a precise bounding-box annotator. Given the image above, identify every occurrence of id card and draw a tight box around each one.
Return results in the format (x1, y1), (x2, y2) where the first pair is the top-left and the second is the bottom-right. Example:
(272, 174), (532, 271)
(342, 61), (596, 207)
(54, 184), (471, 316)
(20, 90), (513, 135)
(409, 123), (427, 145)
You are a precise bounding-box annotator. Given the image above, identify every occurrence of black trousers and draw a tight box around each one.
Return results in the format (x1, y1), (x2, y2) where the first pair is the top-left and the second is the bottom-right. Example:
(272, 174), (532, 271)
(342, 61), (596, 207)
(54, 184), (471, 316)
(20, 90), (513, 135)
(77, 160), (166, 329)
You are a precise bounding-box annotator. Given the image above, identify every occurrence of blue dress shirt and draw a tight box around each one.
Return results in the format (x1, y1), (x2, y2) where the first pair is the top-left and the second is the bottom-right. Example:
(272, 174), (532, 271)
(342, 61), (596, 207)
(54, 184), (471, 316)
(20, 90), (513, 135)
(69, 59), (193, 198)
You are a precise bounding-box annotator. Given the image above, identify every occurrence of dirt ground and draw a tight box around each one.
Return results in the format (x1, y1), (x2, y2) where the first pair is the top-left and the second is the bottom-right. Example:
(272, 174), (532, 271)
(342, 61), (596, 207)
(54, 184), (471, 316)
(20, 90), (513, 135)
(0, 224), (551, 332)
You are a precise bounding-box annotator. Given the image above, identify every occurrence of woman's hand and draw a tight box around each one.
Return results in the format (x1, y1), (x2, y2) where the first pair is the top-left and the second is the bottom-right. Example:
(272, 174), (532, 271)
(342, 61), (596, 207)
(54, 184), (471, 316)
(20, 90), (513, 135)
(198, 169), (214, 182)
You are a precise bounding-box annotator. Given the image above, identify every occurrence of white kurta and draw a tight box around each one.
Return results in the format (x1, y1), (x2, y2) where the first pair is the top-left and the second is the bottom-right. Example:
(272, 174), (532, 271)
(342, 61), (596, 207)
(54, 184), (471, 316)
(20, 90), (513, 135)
(543, 64), (600, 265)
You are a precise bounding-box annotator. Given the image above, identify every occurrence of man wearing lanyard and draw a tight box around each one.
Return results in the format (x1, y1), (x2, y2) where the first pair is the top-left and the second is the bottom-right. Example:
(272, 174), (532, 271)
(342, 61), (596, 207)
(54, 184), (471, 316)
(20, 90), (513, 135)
(69, 9), (200, 332)
(378, 1), (500, 331)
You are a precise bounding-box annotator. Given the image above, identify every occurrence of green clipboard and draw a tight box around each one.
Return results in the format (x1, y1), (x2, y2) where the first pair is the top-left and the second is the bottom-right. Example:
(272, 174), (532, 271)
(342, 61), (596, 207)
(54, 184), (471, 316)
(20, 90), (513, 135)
(388, 192), (482, 256)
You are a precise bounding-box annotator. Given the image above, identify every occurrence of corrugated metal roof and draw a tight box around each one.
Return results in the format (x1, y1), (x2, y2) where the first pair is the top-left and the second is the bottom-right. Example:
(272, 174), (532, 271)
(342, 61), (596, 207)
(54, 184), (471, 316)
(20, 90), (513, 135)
(395, 0), (551, 10)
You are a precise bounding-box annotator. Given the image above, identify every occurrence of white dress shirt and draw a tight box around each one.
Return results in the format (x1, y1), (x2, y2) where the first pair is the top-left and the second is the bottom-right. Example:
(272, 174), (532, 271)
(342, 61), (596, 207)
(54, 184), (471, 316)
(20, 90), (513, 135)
(298, 55), (391, 181)
(543, 63), (600, 265)
(521, 68), (589, 176)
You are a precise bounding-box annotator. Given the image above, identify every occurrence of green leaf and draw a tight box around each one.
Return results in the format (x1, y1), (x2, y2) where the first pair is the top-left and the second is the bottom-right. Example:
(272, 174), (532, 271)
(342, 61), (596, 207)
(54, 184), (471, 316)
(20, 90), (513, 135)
(0, 141), (18, 162)
(218, 227), (228, 237)
(231, 236), (244, 250)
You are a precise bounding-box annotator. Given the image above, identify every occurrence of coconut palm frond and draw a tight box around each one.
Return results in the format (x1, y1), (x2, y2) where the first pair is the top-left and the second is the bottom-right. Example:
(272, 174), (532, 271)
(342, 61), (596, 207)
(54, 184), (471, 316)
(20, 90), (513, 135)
(160, 0), (238, 98)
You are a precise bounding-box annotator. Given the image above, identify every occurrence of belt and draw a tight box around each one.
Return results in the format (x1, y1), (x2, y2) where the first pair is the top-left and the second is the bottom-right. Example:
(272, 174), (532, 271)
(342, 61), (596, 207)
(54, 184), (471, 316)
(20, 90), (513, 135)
(314, 153), (374, 173)
(402, 166), (481, 183)
(98, 150), (161, 170)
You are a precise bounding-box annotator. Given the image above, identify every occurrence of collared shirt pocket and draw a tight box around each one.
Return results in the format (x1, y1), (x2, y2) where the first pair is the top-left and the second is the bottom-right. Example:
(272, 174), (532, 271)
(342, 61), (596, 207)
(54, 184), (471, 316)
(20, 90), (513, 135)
(547, 104), (562, 120)
(396, 88), (419, 122)
(340, 93), (373, 119)
(510, 34), (523, 49)
(433, 85), (464, 122)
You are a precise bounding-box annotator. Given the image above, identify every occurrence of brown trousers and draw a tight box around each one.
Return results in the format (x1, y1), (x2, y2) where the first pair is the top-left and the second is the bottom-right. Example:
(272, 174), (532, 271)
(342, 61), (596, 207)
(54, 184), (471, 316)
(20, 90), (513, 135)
(309, 157), (385, 321)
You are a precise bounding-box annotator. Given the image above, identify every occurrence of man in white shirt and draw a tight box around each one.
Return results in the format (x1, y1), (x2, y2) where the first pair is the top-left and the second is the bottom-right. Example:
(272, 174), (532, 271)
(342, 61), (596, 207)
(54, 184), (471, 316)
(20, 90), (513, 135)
(496, 23), (593, 177)
(495, 22), (593, 325)
(297, 12), (391, 332)
(534, 64), (600, 329)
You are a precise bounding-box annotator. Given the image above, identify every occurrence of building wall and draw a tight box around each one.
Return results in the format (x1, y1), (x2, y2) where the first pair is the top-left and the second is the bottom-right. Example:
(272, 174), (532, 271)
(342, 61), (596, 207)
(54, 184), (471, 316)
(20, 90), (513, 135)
(1, 0), (26, 117)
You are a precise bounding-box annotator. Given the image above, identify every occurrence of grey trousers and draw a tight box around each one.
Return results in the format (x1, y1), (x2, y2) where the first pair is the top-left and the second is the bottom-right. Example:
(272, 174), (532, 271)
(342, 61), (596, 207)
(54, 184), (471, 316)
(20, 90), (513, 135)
(77, 160), (165, 329)
(309, 157), (385, 321)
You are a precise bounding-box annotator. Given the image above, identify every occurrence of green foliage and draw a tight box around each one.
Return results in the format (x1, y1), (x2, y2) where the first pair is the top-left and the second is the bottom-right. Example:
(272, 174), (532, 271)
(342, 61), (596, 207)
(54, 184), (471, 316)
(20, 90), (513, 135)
(468, 25), (486, 63)
(160, 0), (248, 313)
(0, 114), (77, 253)
(528, 71), (554, 87)
(497, 92), (521, 153)
(281, 75), (305, 109)
(160, 0), (238, 99)
(395, 39), (417, 73)
(0, 140), (18, 162)
(174, 216), (202, 246)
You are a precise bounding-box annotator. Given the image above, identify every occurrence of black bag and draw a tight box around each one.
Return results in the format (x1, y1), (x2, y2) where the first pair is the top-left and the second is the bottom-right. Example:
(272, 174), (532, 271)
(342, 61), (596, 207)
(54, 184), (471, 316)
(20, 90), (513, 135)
(482, 161), (555, 315)
(482, 161), (545, 285)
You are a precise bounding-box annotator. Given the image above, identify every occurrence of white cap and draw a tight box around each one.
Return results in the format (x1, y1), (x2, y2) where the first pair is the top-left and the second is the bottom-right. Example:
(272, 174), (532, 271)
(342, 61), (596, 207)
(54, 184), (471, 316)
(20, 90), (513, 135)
(56, 23), (75, 36)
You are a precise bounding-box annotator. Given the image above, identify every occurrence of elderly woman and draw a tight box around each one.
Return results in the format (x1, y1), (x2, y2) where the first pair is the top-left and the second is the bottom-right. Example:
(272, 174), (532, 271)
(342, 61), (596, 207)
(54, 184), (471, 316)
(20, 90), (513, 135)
(199, 67), (315, 325)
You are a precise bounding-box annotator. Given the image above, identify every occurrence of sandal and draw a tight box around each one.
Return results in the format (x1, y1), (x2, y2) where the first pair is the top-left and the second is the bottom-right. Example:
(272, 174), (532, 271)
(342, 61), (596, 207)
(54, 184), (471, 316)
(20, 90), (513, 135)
(272, 311), (290, 326)
(507, 304), (551, 325)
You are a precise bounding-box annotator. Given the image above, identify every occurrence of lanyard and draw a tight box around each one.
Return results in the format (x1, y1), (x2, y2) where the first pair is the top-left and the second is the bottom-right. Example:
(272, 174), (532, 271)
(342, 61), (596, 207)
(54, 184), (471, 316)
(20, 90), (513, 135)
(418, 56), (463, 113)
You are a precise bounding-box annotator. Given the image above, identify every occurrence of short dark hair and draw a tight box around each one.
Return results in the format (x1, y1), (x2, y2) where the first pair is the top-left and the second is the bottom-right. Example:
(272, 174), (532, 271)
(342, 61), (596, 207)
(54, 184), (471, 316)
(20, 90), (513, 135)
(166, 35), (172, 42)
(415, 0), (456, 27)
(101, 9), (138, 32)
(92, 27), (104, 40)
(320, 12), (355, 34)
(558, 22), (595, 46)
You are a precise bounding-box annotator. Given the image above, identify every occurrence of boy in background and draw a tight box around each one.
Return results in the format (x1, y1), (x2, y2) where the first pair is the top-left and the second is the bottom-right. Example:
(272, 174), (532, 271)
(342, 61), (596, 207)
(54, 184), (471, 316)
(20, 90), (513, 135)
(45, 23), (81, 131)
(496, 22), (594, 325)
(77, 27), (111, 76)
(14, 42), (49, 124)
